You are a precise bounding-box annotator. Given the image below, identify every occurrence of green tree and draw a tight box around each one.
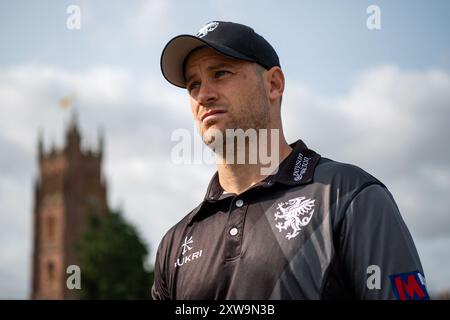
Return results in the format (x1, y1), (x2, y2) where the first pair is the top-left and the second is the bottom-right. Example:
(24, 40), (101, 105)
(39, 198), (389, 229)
(75, 209), (154, 299)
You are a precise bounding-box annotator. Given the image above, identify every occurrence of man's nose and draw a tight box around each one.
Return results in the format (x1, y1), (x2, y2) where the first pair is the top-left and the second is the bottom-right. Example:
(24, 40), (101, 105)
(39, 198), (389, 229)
(196, 80), (218, 107)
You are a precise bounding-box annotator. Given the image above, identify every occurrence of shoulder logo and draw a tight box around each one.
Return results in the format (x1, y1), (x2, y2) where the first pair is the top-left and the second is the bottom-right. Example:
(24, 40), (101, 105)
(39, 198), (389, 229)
(174, 236), (203, 268)
(389, 270), (430, 300)
(274, 196), (315, 239)
(196, 21), (219, 38)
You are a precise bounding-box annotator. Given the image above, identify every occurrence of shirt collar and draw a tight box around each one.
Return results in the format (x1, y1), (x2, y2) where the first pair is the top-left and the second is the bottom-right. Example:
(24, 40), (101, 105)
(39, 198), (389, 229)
(187, 139), (321, 225)
(271, 139), (321, 186)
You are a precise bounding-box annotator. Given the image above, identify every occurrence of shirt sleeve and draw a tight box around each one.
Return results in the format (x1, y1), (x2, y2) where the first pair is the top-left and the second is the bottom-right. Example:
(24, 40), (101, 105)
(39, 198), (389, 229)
(338, 183), (429, 300)
(151, 241), (170, 300)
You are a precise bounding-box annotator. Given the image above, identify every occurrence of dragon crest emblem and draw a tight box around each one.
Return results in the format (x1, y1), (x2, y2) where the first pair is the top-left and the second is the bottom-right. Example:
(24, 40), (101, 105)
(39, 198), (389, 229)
(274, 196), (315, 239)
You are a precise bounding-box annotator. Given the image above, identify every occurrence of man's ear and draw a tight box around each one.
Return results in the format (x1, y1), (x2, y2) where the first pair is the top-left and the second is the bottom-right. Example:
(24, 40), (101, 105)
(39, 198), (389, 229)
(266, 67), (284, 105)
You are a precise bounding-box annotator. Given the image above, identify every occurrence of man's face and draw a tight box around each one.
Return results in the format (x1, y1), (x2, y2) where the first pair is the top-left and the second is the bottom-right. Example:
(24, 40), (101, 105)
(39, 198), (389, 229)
(184, 47), (270, 145)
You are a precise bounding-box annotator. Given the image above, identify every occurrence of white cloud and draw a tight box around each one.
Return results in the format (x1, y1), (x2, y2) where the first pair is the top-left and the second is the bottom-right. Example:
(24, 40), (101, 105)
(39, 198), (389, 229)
(416, 235), (450, 295)
(0, 63), (449, 298)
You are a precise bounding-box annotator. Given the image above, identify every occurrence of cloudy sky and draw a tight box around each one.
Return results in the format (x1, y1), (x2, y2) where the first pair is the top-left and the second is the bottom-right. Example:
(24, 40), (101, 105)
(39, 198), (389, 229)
(0, 0), (449, 298)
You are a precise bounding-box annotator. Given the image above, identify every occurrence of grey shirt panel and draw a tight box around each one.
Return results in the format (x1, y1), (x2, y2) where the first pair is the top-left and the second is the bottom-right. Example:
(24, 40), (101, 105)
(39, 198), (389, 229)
(338, 184), (424, 299)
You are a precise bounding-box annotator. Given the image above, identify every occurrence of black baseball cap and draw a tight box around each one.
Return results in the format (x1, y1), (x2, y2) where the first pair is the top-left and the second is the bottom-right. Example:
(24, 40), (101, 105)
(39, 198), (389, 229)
(160, 21), (281, 88)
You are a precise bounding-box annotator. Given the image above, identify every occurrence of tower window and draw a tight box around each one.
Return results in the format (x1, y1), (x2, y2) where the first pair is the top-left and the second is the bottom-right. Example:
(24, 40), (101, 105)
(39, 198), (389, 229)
(47, 261), (55, 283)
(47, 216), (55, 241)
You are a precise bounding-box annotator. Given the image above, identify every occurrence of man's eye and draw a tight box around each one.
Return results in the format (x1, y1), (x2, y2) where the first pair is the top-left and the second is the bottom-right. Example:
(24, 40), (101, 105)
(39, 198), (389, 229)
(188, 82), (200, 92)
(215, 70), (230, 78)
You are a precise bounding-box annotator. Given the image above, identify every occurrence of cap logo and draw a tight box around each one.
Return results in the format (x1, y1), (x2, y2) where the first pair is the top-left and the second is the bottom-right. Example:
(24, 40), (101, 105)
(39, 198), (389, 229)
(196, 21), (219, 38)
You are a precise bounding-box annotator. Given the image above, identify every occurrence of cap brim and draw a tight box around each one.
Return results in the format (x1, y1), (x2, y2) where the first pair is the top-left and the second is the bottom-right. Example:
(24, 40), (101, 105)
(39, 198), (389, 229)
(160, 35), (257, 88)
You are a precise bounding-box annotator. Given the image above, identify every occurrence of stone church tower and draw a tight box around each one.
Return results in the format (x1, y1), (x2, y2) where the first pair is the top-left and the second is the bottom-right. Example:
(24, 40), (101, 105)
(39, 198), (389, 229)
(31, 115), (108, 299)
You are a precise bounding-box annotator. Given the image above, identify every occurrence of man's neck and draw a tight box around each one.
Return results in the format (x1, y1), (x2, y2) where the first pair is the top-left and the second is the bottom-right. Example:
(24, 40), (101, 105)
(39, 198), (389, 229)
(216, 137), (292, 195)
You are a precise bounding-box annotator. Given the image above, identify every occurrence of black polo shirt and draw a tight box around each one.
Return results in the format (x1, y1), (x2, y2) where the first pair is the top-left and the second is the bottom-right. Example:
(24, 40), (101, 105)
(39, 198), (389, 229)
(152, 139), (428, 300)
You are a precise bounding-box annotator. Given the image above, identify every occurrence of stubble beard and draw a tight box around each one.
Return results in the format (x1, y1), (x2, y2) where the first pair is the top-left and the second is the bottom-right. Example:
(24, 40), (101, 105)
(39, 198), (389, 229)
(200, 94), (271, 166)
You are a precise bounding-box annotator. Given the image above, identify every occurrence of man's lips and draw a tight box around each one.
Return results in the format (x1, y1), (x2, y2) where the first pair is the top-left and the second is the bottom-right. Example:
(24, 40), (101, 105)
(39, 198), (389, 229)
(201, 110), (227, 122)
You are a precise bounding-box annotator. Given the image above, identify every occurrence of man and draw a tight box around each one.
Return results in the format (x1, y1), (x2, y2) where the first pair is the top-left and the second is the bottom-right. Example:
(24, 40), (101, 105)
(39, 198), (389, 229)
(152, 21), (429, 300)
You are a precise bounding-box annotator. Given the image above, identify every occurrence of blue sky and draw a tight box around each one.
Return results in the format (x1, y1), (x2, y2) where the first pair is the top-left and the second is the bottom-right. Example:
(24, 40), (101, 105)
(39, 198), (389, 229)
(0, 0), (449, 299)
(1, 0), (449, 95)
